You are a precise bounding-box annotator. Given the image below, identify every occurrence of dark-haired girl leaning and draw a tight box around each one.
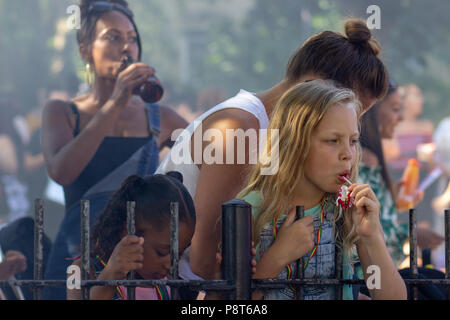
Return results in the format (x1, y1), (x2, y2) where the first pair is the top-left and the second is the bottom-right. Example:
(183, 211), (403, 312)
(66, 172), (196, 300)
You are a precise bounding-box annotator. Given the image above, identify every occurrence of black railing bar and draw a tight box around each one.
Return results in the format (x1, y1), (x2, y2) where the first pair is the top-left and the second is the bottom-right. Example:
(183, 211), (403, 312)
(295, 205), (305, 300)
(5, 277), (450, 289)
(33, 199), (44, 300)
(409, 208), (419, 300)
(445, 209), (449, 300)
(24, 198), (450, 300)
(222, 200), (252, 300)
(253, 278), (450, 287)
(126, 201), (136, 300)
(334, 217), (343, 300)
(0, 279), (233, 289)
(80, 200), (90, 300)
(170, 202), (180, 300)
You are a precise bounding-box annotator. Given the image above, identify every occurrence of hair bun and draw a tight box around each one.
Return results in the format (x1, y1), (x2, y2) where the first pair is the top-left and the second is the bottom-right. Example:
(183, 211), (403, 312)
(166, 171), (184, 183)
(344, 18), (381, 56)
(345, 19), (371, 43)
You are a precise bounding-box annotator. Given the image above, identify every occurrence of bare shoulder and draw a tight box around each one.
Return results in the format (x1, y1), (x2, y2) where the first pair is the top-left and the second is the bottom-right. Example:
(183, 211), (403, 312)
(203, 107), (261, 132)
(43, 99), (72, 114)
(41, 99), (80, 159)
(192, 108), (262, 172)
(158, 104), (260, 131)
(42, 99), (74, 128)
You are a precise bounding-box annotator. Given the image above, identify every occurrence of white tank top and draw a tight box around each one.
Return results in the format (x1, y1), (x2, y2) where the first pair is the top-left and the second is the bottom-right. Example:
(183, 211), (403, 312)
(156, 89), (269, 198)
(156, 90), (269, 282)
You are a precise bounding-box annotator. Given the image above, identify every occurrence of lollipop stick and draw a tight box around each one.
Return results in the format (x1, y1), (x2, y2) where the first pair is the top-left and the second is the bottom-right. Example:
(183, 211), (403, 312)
(342, 176), (352, 186)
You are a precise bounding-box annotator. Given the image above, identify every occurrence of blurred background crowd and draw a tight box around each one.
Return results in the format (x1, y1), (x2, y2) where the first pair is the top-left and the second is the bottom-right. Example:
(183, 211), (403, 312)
(0, 0), (449, 293)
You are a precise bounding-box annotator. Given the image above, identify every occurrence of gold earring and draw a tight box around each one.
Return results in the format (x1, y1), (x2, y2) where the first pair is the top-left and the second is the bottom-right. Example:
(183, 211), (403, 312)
(86, 63), (94, 87)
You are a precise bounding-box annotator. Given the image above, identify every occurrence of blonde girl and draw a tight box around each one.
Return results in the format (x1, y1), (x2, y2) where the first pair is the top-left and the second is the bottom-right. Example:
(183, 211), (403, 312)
(238, 80), (406, 300)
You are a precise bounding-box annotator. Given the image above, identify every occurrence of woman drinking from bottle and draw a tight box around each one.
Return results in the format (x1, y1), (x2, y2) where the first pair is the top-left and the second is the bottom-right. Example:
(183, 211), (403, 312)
(41, 0), (187, 299)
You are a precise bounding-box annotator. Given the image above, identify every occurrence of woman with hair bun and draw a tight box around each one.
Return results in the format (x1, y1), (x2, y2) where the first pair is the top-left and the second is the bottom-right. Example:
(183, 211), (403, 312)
(158, 18), (390, 282)
(42, 0), (187, 299)
(239, 80), (406, 300)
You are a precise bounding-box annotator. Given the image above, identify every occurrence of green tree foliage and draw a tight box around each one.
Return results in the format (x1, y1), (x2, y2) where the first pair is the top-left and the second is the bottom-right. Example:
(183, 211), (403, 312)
(0, 0), (80, 109)
(195, 0), (330, 95)
(338, 0), (450, 123)
(0, 0), (448, 124)
(196, 0), (450, 121)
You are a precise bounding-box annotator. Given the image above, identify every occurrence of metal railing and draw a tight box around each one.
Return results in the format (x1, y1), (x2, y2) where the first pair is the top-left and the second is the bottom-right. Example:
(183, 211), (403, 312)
(0, 199), (449, 300)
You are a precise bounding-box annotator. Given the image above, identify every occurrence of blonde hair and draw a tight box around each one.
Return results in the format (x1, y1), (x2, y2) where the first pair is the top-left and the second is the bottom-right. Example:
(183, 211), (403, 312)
(238, 80), (362, 258)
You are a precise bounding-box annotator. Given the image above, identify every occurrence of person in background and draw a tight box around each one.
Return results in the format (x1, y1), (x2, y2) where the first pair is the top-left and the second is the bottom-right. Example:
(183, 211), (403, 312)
(358, 80), (444, 267)
(383, 84), (436, 225)
(383, 84), (434, 167)
(42, 0), (187, 299)
(0, 98), (30, 224)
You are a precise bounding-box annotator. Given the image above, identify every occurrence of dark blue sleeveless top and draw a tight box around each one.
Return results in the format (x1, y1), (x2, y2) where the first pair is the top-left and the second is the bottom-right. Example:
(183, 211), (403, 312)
(63, 102), (160, 211)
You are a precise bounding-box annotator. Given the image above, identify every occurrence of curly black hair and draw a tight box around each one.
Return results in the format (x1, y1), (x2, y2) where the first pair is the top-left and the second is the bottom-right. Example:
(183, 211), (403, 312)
(91, 172), (195, 262)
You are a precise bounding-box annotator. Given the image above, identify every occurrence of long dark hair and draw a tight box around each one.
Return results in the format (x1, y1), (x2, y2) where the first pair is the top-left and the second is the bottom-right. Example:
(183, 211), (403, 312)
(77, 0), (142, 61)
(360, 83), (398, 199)
(91, 172), (196, 262)
(285, 19), (388, 101)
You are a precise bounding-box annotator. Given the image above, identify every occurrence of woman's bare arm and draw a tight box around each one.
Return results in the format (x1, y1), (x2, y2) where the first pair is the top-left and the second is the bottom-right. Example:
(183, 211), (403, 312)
(41, 99), (122, 186)
(189, 110), (260, 279)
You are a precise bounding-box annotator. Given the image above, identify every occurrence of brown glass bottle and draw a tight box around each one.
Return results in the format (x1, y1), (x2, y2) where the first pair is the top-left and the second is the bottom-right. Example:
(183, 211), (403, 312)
(121, 55), (164, 103)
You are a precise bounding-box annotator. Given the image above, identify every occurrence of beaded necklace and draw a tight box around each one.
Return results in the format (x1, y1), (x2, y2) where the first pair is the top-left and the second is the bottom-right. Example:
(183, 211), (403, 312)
(303, 198), (326, 270)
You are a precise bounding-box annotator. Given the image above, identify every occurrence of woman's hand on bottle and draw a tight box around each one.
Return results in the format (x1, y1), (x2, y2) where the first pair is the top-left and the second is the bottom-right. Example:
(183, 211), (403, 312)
(103, 235), (144, 280)
(348, 184), (384, 244)
(109, 63), (154, 109)
(271, 209), (315, 266)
